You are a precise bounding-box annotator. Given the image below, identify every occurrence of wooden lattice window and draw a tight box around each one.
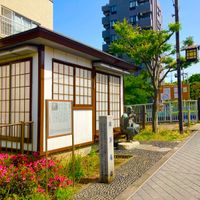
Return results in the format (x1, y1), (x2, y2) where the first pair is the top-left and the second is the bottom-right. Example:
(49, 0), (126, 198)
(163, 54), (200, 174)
(0, 64), (10, 124)
(75, 68), (92, 105)
(96, 73), (109, 130)
(52, 61), (74, 101)
(0, 60), (31, 124)
(109, 76), (120, 127)
(10, 61), (31, 123)
(96, 73), (121, 129)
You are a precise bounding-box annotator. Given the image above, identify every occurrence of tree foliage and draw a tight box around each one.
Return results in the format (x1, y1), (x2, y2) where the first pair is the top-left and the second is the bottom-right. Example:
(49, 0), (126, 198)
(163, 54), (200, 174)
(110, 20), (195, 132)
(188, 73), (200, 83)
(124, 70), (153, 105)
(187, 74), (200, 100)
(190, 82), (200, 100)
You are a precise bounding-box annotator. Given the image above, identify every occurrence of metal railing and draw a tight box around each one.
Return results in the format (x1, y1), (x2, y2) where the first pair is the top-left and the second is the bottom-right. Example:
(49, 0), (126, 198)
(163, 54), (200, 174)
(125, 100), (199, 124)
(0, 121), (34, 153)
(0, 15), (33, 37)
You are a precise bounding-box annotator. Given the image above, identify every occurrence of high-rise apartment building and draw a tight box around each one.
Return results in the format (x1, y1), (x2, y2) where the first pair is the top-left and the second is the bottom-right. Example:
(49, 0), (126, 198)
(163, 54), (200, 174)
(102, 0), (162, 52)
(0, 0), (53, 38)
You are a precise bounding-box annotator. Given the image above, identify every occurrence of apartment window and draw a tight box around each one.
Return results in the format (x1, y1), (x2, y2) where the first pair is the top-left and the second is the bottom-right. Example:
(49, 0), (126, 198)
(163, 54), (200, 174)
(130, 16), (138, 25)
(75, 68), (92, 105)
(1, 6), (38, 36)
(137, 0), (149, 5)
(138, 12), (151, 20)
(0, 60), (31, 124)
(110, 5), (117, 14)
(157, 8), (161, 17)
(110, 20), (117, 28)
(111, 34), (118, 42)
(52, 62), (74, 101)
(129, 0), (137, 10)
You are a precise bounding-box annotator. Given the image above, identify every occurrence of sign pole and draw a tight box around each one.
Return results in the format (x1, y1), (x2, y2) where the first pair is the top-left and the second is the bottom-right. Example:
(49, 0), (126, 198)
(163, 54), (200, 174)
(45, 100), (48, 194)
(71, 104), (75, 187)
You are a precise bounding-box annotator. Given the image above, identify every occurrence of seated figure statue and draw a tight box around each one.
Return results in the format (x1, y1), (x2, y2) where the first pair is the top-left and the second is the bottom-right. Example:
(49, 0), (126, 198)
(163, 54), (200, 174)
(120, 106), (140, 141)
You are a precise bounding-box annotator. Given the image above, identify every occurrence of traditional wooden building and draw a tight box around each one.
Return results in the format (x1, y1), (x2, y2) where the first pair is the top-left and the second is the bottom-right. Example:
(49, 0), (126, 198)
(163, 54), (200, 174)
(0, 27), (137, 155)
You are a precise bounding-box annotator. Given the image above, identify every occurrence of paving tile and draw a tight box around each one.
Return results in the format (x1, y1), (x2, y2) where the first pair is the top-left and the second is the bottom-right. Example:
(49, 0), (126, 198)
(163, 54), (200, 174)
(130, 131), (200, 200)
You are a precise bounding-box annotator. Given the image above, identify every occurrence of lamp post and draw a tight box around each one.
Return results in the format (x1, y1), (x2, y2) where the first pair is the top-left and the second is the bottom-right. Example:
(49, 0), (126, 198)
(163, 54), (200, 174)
(174, 0), (183, 134)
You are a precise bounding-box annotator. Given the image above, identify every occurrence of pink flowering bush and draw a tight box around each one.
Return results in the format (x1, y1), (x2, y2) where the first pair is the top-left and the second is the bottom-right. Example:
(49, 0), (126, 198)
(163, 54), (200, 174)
(0, 153), (72, 199)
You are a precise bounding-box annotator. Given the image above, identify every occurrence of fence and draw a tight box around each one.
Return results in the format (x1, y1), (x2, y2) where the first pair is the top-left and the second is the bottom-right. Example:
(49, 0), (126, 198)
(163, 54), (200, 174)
(125, 100), (199, 124)
(0, 121), (33, 153)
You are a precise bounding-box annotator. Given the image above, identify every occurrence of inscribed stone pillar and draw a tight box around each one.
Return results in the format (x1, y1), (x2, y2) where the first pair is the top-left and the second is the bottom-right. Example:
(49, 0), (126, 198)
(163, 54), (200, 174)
(99, 115), (114, 183)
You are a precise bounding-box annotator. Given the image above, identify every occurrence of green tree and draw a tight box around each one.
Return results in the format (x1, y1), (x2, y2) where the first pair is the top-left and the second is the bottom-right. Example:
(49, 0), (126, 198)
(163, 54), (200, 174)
(190, 82), (200, 100)
(124, 70), (153, 105)
(110, 20), (194, 133)
(188, 73), (200, 83)
(187, 74), (200, 100)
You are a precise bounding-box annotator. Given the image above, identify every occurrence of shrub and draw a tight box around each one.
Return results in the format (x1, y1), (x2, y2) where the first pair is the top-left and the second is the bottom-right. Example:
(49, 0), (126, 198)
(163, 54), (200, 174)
(83, 149), (99, 177)
(54, 187), (75, 200)
(66, 155), (85, 182)
(28, 193), (51, 200)
(0, 153), (73, 199)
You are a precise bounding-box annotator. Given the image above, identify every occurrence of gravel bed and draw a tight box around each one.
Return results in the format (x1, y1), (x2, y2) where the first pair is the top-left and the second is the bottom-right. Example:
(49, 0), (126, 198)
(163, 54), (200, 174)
(140, 141), (179, 149)
(73, 149), (167, 200)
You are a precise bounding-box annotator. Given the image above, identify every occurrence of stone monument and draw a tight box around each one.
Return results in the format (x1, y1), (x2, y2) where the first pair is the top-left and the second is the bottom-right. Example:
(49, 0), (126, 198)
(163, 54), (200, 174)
(99, 115), (114, 183)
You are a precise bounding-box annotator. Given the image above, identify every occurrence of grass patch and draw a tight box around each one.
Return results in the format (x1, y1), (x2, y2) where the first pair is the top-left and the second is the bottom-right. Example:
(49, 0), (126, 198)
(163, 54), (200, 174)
(59, 146), (128, 199)
(134, 126), (191, 142)
(62, 146), (128, 183)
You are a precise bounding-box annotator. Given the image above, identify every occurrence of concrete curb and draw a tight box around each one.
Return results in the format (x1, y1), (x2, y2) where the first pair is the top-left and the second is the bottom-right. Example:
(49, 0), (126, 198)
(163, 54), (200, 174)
(114, 129), (199, 200)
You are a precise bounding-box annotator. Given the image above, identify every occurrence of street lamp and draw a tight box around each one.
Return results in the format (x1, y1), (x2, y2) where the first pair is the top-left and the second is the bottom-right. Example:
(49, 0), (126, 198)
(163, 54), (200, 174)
(174, 0), (199, 134)
(184, 45), (200, 62)
(174, 0), (183, 134)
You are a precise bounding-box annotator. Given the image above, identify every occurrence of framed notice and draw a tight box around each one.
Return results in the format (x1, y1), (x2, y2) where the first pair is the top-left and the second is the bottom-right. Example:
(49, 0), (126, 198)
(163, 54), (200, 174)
(46, 100), (73, 138)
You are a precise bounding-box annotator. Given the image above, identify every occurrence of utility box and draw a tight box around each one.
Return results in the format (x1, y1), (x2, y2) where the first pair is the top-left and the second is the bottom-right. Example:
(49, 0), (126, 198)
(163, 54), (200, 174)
(99, 115), (115, 183)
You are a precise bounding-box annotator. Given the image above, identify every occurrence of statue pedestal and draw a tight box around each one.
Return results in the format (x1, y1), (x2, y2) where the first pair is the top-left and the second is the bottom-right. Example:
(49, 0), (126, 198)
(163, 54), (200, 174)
(118, 141), (140, 150)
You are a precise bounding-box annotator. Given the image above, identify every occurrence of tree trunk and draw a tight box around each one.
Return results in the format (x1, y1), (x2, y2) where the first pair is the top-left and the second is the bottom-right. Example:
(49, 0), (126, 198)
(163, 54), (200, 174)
(152, 90), (159, 133)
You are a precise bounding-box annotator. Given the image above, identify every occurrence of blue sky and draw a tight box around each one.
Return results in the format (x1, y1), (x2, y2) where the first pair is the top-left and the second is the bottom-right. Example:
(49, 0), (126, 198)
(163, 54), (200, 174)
(54, 0), (200, 81)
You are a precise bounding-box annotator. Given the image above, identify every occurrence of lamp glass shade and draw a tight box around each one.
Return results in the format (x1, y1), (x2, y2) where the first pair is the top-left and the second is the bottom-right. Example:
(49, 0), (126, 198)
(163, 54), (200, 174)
(186, 48), (198, 61)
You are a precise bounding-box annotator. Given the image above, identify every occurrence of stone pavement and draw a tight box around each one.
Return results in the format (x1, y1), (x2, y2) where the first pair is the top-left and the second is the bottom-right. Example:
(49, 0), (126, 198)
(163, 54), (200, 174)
(129, 129), (200, 200)
(74, 149), (167, 200)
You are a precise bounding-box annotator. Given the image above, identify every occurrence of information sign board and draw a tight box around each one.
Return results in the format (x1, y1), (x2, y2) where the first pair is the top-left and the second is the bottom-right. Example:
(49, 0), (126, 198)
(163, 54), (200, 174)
(46, 100), (72, 137)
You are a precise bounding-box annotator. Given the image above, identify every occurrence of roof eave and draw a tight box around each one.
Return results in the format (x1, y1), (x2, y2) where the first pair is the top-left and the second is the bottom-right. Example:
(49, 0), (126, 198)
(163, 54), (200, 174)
(0, 26), (138, 72)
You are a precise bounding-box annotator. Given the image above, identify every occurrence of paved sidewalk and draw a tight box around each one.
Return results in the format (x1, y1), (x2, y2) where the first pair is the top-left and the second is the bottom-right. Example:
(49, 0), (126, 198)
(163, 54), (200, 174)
(129, 129), (200, 200)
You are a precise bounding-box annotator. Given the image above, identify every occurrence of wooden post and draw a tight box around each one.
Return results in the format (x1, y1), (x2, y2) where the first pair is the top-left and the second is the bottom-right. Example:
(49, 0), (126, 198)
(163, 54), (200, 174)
(142, 105), (146, 129)
(20, 121), (25, 154)
(71, 106), (75, 187)
(198, 98), (200, 121)
(188, 109), (191, 127)
(169, 102), (172, 123)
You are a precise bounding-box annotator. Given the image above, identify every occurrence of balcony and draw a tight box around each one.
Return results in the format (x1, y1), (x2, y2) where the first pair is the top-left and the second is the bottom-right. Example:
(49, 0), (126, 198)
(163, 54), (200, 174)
(102, 30), (110, 39)
(136, 2), (152, 13)
(102, 44), (109, 52)
(138, 17), (152, 28)
(102, 4), (110, 16)
(102, 4), (110, 12)
(0, 15), (36, 38)
(102, 16), (110, 26)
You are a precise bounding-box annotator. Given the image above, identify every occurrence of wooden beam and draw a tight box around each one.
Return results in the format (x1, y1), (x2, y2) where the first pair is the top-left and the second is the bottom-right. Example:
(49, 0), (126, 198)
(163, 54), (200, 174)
(37, 45), (45, 154)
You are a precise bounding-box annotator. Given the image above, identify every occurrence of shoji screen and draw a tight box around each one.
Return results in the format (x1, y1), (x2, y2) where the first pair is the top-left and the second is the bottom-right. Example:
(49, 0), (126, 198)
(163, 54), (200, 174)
(96, 73), (109, 130)
(52, 61), (74, 101)
(75, 68), (92, 105)
(10, 61), (31, 123)
(0, 64), (10, 124)
(109, 76), (120, 128)
(0, 60), (31, 124)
